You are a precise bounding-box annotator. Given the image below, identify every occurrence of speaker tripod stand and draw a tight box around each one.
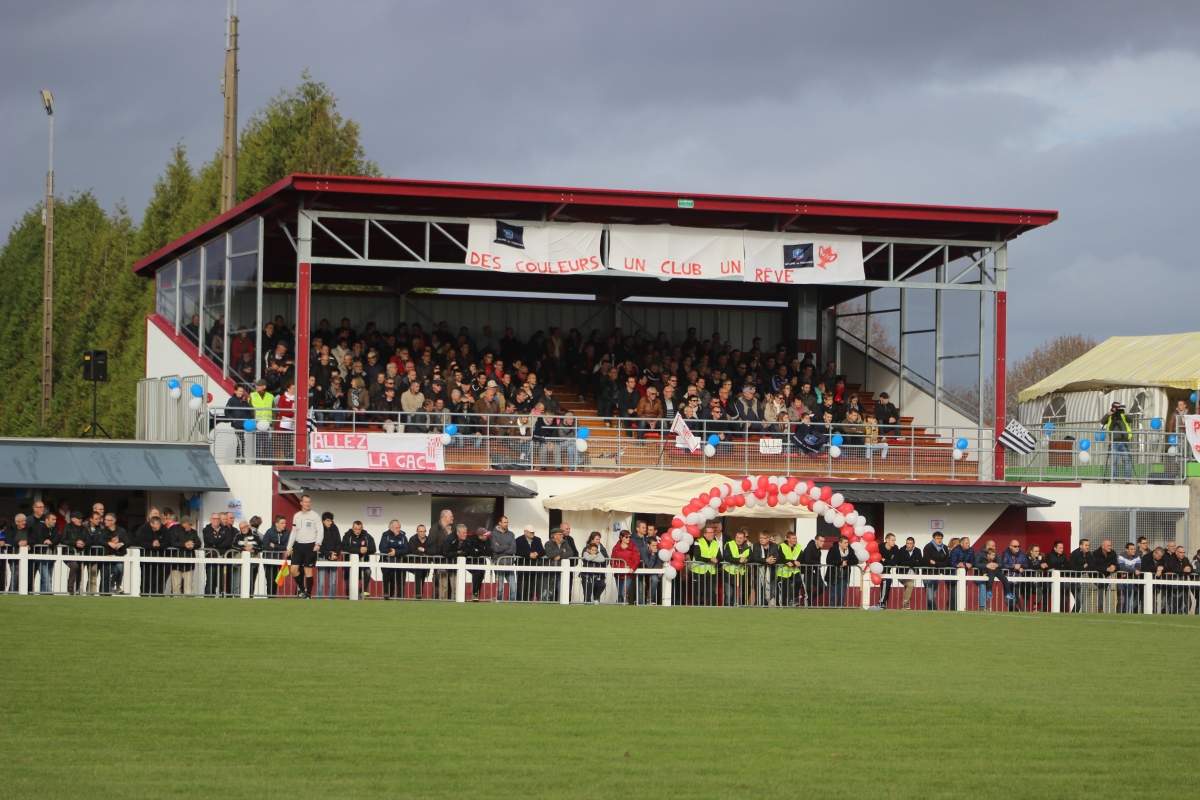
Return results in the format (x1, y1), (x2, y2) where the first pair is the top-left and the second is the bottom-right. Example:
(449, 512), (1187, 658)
(81, 369), (111, 438)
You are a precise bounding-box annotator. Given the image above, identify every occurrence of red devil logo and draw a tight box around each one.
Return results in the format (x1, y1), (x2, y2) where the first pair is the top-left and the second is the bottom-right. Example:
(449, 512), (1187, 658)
(817, 245), (838, 269)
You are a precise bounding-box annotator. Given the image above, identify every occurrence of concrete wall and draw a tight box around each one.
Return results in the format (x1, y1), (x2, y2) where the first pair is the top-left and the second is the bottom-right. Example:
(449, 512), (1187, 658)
(1027, 482), (1191, 549)
(882, 504), (1006, 547)
(204, 464), (275, 525)
(146, 320), (231, 405)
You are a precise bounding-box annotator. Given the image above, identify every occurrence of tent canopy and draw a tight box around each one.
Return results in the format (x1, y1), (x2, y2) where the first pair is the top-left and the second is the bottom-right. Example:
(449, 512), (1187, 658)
(1017, 332), (1200, 403)
(542, 469), (816, 518)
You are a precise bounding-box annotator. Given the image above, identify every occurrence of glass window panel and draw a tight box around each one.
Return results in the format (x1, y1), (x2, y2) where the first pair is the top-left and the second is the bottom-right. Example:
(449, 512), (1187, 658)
(229, 217), (259, 255)
(203, 236), (227, 368)
(179, 249), (201, 345)
(156, 260), (178, 325)
(229, 250), (259, 385)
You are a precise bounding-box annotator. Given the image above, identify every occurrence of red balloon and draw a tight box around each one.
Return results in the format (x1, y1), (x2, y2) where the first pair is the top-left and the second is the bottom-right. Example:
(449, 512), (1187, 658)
(733, 495), (746, 507)
(206, 392), (214, 403)
(766, 495), (778, 507)
(741, 478), (752, 491)
(868, 553), (882, 563)
(840, 524), (855, 536)
(870, 572), (882, 586)
(717, 503), (728, 514)
(837, 502), (854, 514)
(671, 517), (684, 529)
(861, 531), (875, 542)
(847, 534), (859, 544)
(686, 524), (699, 536)
(866, 541), (879, 554)
(767, 483), (779, 495)
(819, 486), (833, 502)
(754, 488), (766, 500)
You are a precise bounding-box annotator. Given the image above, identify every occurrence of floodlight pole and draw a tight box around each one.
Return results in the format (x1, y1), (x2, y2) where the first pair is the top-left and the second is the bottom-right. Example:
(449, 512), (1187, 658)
(41, 89), (55, 427)
(219, 1), (239, 213)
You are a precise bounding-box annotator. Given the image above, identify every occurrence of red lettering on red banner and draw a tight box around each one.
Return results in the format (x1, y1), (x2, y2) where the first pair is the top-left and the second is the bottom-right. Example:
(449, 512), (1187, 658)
(313, 432), (367, 450)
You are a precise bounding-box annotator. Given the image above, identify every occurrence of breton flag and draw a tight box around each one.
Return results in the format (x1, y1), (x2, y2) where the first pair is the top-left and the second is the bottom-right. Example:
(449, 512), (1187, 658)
(670, 413), (701, 453)
(997, 418), (1037, 454)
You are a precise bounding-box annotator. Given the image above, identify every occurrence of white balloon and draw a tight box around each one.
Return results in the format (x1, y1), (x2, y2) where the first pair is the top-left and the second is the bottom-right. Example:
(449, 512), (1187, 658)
(869, 562), (884, 575)
(576, 438), (589, 453)
(658, 548), (673, 563)
(767, 476), (780, 486)
(702, 506), (717, 520)
(256, 419), (270, 431)
(952, 448), (964, 461)
(677, 533), (694, 549)
(812, 500), (828, 515)
(1167, 445), (1179, 456)
(719, 483), (731, 497)
(662, 565), (678, 581)
(440, 432), (452, 445)
(169, 387), (182, 400)
(674, 540), (690, 553)
(708, 496), (721, 508)
(862, 525), (875, 536)
(823, 509), (836, 524)
(830, 493), (845, 508)
(744, 494), (758, 508)
(703, 443), (716, 458)
(829, 445), (842, 459)
(783, 492), (798, 505)
(853, 519), (867, 534)
(809, 486), (822, 500)
(1078, 450), (1091, 464)
(686, 512), (702, 526)
(832, 513), (845, 528)
(188, 396), (203, 411)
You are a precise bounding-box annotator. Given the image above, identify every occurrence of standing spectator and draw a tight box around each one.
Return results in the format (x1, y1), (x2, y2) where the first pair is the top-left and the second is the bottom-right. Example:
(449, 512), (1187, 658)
(825, 536), (858, 607)
(379, 519), (409, 600)
(1046, 541), (1071, 611)
(63, 511), (93, 596)
(100, 515), (128, 594)
(429, 509), (454, 600)
(631, 520), (659, 605)
(877, 532), (900, 609)
(922, 531), (950, 610)
(751, 530), (780, 607)
(231, 519), (262, 596)
(773, 531), (802, 608)
(580, 539), (607, 603)
(543, 528), (571, 602)
(28, 508), (60, 594)
(999, 540), (1029, 612)
(1023, 545), (1050, 612)
(134, 515), (168, 596)
(689, 525), (721, 607)
(610, 530), (640, 605)
(973, 541), (1012, 611)
(895, 536), (923, 610)
(202, 512), (234, 596)
(1093, 539), (1119, 613)
(224, 385), (253, 463)
(248, 379), (274, 433)
(1068, 538), (1096, 613)
(1116, 542), (1142, 614)
(405, 524), (433, 599)
(1102, 402), (1134, 481)
(800, 532), (826, 607)
(341, 520), (376, 599)
(514, 525), (544, 601)
(720, 529), (752, 607)
(490, 515), (517, 602)
(168, 519), (201, 595)
(261, 515), (290, 597)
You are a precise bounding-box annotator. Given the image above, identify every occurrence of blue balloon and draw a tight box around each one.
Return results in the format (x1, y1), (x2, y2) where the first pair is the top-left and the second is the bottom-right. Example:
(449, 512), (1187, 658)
(831, 433), (844, 447)
(1191, 391), (1198, 404)
(445, 424), (458, 436)
(1079, 439), (1091, 451)
(577, 427), (590, 440)
(1150, 417), (1162, 430)
(1168, 434), (1179, 446)
(1043, 421), (1055, 432)
(242, 419), (255, 432)
(189, 383), (204, 398)
(955, 437), (968, 451)
(1096, 430), (1106, 442)
(707, 434), (720, 447)
(166, 378), (181, 390)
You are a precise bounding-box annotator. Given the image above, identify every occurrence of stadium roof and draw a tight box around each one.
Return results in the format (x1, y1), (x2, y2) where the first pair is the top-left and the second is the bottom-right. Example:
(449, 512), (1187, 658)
(276, 470), (537, 498)
(132, 173), (1058, 277)
(1018, 332), (1200, 402)
(826, 481), (1054, 507)
(0, 440), (227, 492)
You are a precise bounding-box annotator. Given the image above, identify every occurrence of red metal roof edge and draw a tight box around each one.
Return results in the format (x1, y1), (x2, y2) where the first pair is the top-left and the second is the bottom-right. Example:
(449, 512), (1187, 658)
(133, 172), (1059, 276)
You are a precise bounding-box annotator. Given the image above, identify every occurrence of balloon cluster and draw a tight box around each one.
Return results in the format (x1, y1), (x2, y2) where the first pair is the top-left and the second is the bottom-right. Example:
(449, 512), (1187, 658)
(167, 379), (208, 412)
(662, 476), (883, 585)
(441, 423), (459, 445)
(952, 437), (969, 461)
(576, 427), (590, 453)
(1077, 437), (1092, 464)
(829, 434), (844, 459)
(242, 419), (269, 431)
(704, 434), (719, 458)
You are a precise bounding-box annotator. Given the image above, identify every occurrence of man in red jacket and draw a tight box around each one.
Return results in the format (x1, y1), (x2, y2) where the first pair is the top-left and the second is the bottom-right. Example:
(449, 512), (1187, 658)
(610, 530), (641, 604)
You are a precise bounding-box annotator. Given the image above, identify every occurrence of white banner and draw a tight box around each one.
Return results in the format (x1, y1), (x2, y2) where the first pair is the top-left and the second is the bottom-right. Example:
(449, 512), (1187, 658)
(608, 225), (745, 281)
(1184, 415), (1200, 462)
(310, 432), (445, 471)
(670, 413), (701, 453)
(742, 231), (864, 285)
(466, 219), (603, 275)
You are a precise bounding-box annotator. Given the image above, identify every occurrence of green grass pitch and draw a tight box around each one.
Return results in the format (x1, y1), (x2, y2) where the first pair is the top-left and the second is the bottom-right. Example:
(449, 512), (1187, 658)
(2, 598), (1198, 799)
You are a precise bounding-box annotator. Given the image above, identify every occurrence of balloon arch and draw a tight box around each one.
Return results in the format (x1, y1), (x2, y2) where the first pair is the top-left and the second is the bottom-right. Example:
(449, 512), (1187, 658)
(653, 475), (883, 585)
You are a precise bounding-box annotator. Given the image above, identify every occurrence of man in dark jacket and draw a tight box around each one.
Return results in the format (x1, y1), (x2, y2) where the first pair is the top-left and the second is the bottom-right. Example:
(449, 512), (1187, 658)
(630, 519), (658, 605)
(168, 520), (201, 595)
(405, 524), (434, 599)
(922, 531), (951, 610)
(100, 514), (129, 594)
(514, 525), (545, 601)
(974, 541), (1012, 610)
(429, 509), (454, 600)
(1092, 538), (1119, 613)
(379, 519), (409, 600)
(875, 392), (900, 438)
(543, 528), (573, 602)
(260, 515), (291, 597)
(825, 536), (858, 607)
(800, 533), (826, 607)
(341, 521), (376, 598)
(224, 385), (254, 463)
(202, 512), (236, 596)
(134, 515), (168, 595)
(895, 536), (924, 609)
(490, 515), (517, 601)
(63, 511), (94, 595)
(876, 532), (900, 609)
(615, 375), (640, 422)
(1102, 401), (1134, 480)
(1068, 538), (1096, 613)
(750, 531), (780, 607)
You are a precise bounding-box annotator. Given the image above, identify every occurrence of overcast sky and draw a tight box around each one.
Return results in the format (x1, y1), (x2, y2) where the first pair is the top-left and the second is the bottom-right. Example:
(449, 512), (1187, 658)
(3, 0), (1199, 358)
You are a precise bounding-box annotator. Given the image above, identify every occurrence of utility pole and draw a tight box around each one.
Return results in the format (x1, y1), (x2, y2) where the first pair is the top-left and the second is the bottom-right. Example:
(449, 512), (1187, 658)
(40, 88), (55, 426)
(219, 0), (239, 213)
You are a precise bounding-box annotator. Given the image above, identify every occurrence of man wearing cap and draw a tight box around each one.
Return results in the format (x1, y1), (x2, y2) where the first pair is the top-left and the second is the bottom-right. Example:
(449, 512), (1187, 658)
(514, 525), (544, 601)
(922, 531), (951, 610)
(751, 530), (780, 607)
(544, 527), (571, 602)
(1102, 402), (1134, 481)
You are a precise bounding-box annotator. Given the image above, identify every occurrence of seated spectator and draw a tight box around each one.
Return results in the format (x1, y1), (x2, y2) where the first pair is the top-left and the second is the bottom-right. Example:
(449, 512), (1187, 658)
(790, 411), (824, 455)
(876, 392), (900, 437)
(634, 385), (665, 437)
(731, 384), (765, 434)
(863, 412), (888, 460)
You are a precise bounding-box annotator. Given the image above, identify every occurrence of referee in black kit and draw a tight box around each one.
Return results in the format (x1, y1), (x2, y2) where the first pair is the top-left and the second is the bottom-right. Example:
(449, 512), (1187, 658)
(285, 494), (322, 598)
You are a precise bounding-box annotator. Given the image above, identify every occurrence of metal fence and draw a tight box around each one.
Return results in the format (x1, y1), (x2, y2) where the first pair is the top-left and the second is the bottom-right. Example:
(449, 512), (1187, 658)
(137, 374), (211, 442)
(205, 410), (1187, 483)
(1079, 507), (1191, 553)
(1004, 426), (1186, 484)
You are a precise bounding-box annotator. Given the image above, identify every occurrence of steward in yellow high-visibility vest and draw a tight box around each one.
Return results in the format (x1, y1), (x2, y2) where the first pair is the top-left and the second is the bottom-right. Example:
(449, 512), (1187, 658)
(689, 527), (720, 606)
(721, 530), (751, 607)
(776, 533), (804, 607)
(249, 380), (275, 426)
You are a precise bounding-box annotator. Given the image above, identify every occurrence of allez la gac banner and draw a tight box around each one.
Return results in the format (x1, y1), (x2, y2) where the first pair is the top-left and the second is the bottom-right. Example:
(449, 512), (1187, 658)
(1184, 416), (1200, 462)
(465, 219), (603, 275)
(742, 231), (865, 284)
(607, 224), (745, 281)
(309, 432), (445, 471)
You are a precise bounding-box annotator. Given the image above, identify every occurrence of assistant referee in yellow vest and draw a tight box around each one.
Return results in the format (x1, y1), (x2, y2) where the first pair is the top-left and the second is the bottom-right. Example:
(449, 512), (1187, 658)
(722, 529), (752, 607)
(689, 524), (721, 606)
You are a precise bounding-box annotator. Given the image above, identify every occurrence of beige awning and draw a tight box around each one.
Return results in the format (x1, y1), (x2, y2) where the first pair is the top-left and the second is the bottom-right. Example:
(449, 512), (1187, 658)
(1018, 332), (1200, 402)
(542, 469), (816, 518)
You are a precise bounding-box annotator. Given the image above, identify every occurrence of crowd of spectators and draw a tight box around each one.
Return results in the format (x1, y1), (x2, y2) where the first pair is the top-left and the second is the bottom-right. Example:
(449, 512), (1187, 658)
(211, 316), (903, 461)
(4, 499), (1197, 614)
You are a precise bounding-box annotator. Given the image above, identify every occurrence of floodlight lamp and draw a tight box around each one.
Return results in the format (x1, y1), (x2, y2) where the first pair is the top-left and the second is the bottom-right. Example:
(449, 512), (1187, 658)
(40, 89), (54, 115)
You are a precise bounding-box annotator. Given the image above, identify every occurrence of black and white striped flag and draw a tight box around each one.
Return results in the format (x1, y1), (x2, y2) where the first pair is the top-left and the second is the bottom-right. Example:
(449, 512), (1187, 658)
(997, 418), (1037, 454)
